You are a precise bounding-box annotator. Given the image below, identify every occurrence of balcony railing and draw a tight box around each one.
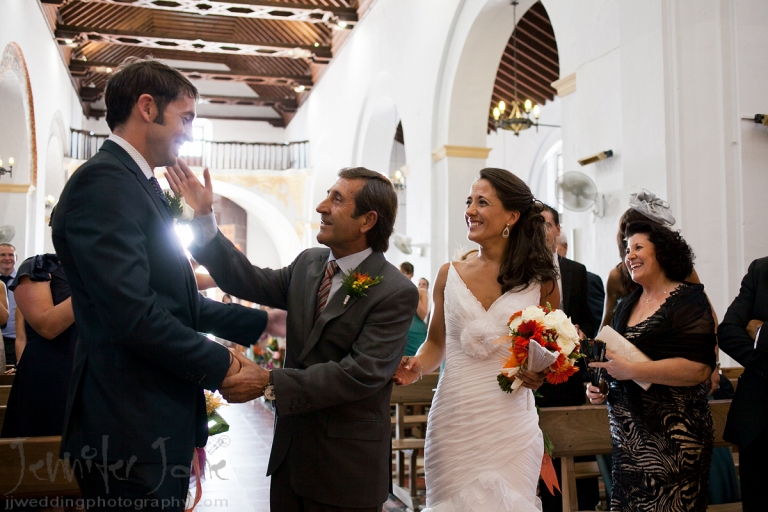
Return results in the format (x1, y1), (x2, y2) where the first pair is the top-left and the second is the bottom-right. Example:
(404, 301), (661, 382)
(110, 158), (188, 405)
(70, 129), (108, 161)
(184, 140), (309, 170)
(69, 129), (309, 171)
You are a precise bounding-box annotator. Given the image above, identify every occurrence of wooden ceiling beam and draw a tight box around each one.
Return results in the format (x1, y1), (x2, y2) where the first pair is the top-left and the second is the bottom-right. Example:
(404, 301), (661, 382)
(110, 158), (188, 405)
(197, 114), (285, 127)
(494, 67), (554, 103)
(199, 95), (298, 110)
(65, 0), (358, 24)
(55, 25), (333, 62)
(69, 60), (313, 88)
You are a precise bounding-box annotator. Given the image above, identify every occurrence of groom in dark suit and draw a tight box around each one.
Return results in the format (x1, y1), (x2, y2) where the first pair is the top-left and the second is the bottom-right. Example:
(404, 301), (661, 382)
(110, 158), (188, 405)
(719, 256), (768, 511)
(53, 58), (268, 511)
(168, 163), (419, 510)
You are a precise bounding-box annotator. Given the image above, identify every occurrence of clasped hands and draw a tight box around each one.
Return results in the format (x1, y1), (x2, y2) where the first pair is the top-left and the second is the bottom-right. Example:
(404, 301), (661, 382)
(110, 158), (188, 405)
(220, 349), (270, 403)
(391, 356), (546, 390)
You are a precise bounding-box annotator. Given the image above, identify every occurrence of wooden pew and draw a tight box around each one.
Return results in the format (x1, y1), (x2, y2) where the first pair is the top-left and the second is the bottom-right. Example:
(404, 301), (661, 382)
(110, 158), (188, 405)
(0, 385), (10, 406)
(390, 372), (439, 510)
(539, 400), (736, 512)
(0, 373), (14, 386)
(0, 436), (81, 501)
(0, 405), (5, 432)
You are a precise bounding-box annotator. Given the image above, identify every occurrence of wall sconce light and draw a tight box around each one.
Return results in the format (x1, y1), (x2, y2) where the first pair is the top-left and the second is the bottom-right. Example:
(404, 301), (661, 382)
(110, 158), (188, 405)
(754, 114), (768, 126)
(393, 169), (406, 191)
(0, 157), (13, 179)
(578, 150), (614, 166)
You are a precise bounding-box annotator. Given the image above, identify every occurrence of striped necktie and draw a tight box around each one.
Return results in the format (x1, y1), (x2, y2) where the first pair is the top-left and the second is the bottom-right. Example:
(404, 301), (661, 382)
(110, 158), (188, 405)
(315, 260), (340, 322)
(148, 176), (171, 211)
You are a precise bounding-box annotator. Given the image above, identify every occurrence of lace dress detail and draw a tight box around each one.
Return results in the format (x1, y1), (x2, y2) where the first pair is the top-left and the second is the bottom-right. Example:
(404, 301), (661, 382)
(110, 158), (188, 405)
(423, 264), (543, 512)
(607, 285), (713, 512)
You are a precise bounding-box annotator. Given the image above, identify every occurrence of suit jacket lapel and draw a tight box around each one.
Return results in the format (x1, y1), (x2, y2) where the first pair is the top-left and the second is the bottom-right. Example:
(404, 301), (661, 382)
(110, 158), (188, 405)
(297, 251), (386, 364)
(101, 141), (198, 317)
(302, 252), (328, 344)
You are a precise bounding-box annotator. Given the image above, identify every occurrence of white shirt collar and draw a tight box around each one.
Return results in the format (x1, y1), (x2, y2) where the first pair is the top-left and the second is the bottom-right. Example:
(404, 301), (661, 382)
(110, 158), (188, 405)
(107, 133), (154, 180)
(329, 247), (374, 275)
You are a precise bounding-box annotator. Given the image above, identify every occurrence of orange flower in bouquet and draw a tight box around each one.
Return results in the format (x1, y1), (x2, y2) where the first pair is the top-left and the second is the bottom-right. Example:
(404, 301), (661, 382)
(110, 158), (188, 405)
(496, 303), (583, 495)
(497, 304), (582, 393)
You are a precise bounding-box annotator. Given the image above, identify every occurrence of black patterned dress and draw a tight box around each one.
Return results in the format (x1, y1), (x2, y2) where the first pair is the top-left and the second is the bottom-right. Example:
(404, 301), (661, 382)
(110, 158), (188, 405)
(607, 283), (716, 511)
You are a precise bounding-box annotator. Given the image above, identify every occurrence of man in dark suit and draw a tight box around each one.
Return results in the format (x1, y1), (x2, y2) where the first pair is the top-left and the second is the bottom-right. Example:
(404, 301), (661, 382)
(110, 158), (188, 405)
(53, 59), (268, 511)
(539, 206), (594, 407)
(719, 256), (768, 512)
(168, 163), (419, 511)
(538, 205), (598, 512)
(557, 233), (604, 338)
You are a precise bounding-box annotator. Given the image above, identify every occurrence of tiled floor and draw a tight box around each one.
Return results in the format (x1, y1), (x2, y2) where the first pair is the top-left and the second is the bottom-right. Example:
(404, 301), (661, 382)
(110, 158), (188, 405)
(192, 400), (274, 511)
(191, 400), (419, 511)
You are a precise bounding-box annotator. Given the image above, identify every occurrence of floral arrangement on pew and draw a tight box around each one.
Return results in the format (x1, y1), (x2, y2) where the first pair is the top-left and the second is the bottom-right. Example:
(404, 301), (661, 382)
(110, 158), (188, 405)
(188, 391), (230, 510)
(496, 303), (583, 494)
(251, 335), (283, 369)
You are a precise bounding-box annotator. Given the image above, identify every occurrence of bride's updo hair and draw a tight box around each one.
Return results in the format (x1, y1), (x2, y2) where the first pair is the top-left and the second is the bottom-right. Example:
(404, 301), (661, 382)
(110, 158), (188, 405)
(478, 168), (558, 293)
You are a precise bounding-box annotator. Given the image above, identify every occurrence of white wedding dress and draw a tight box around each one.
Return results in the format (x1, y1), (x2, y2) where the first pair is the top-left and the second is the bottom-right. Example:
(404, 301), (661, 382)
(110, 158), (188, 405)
(423, 264), (543, 512)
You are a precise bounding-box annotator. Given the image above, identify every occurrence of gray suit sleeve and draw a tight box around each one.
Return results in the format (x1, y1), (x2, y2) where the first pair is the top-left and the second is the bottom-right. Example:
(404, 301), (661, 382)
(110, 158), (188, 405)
(272, 284), (419, 416)
(191, 230), (292, 309)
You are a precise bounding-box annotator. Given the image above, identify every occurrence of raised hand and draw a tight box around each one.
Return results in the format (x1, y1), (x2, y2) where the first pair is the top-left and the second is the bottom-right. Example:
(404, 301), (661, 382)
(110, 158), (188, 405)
(392, 356), (423, 386)
(165, 158), (213, 216)
(220, 350), (270, 403)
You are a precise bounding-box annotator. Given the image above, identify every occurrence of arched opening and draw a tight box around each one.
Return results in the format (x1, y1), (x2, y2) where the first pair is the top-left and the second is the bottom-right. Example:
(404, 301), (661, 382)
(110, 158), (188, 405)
(157, 177), (301, 269)
(433, 0), (561, 268)
(0, 42), (37, 258)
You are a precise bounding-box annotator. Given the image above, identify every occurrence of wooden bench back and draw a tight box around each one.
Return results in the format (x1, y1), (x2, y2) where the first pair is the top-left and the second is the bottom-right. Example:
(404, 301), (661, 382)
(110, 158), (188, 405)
(538, 399), (734, 512)
(390, 372), (439, 404)
(538, 399), (732, 458)
(0, 374), (14, 386)
(0, 385), (10, 407)
(0, 436), (81, 498)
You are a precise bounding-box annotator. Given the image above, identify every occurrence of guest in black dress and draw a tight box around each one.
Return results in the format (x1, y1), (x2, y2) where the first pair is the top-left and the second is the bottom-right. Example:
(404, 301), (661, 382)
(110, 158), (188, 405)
(1, 253), (76, 437)
(588, 221), (716, 512)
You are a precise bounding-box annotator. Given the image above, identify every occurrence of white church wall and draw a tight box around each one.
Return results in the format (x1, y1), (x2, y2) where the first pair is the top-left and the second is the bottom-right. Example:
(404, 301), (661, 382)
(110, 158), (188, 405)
(284, 0), (465, 280)
(0, 0), (83, 259)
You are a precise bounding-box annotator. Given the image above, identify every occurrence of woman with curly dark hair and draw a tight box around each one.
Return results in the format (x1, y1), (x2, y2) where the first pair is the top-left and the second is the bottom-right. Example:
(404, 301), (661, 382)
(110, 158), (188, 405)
(393, 168), (559, 511)
(588, 221), (716, 511)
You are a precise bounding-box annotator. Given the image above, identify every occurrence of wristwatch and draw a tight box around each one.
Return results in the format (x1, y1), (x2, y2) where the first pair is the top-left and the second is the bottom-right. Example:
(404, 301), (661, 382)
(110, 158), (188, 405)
(264, 370), (275, 401)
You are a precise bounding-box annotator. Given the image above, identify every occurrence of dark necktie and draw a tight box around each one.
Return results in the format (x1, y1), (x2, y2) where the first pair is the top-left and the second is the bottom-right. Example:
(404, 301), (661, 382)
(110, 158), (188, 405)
(315, 260), (340, 322)
(148, 176), (171, 211)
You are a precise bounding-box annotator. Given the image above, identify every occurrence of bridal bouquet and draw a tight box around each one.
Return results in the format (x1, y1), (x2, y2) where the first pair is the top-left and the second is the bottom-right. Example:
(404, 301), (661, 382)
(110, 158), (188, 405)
(497, 304), (582, 393)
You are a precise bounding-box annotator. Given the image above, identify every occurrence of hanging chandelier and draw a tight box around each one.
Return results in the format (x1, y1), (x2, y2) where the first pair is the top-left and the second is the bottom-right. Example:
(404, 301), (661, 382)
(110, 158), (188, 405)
(492, 1), (559, 136)
(0, 157), (13, 180)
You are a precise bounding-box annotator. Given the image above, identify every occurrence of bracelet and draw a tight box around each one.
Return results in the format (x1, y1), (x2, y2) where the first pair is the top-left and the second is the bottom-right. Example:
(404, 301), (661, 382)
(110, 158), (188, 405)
(418, 368), (423, 382)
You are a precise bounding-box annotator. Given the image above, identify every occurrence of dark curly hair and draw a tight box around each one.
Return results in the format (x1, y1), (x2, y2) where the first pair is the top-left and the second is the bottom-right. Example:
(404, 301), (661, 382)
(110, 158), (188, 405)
(478, 168), (558, 293)
(624, 221), (694, 282)
(616, 208), (661, 294)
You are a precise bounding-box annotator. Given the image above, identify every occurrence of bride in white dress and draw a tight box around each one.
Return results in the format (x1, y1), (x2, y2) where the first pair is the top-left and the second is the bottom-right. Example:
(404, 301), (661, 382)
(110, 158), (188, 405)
(393, 168), (560, 511)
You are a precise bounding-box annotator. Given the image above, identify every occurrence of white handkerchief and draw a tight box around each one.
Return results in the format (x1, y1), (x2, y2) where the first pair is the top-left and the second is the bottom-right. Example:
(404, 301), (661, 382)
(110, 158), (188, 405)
(597, 325), (653, 391)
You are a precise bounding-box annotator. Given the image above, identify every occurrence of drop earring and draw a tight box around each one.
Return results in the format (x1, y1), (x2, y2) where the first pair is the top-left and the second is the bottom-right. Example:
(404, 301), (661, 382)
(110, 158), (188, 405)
(502, 225), (510, 238)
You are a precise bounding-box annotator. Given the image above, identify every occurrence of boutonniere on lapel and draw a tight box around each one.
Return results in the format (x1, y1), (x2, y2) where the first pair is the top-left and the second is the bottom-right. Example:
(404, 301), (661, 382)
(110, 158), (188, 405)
(341, 267), (383, 306)
(163, 190), (195, 222)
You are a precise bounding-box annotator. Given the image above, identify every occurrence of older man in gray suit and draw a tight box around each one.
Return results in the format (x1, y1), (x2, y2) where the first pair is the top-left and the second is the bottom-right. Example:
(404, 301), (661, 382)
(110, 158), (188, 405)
(168, 163), (419, 511)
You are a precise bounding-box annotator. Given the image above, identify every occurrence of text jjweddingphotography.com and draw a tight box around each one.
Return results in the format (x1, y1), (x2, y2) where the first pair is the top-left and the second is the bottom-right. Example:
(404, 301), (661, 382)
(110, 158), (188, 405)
(3, 496), (229, 510)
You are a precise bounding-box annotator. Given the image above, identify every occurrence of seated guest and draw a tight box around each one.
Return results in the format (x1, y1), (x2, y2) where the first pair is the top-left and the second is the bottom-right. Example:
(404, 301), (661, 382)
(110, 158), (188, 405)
(588, 221), (715, 511)
(718, 256), (768, 511)
(1, 253), (76, 437)
(400, 262), (428, 356)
